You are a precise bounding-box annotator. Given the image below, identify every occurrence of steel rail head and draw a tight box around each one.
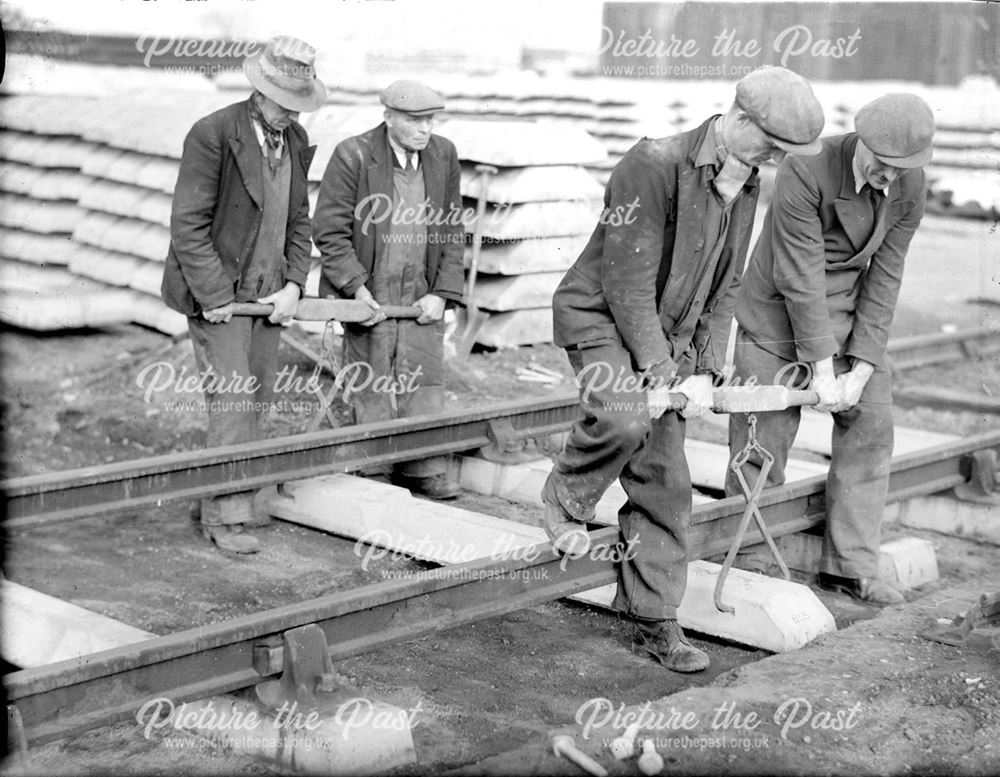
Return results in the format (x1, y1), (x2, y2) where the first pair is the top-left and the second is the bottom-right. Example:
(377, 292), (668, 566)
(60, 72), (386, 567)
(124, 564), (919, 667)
(7, 429), (1000, 744)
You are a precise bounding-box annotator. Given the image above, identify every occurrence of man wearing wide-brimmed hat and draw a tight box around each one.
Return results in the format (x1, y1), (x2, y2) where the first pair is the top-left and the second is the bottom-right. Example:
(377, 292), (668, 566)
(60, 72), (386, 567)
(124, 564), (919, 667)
(543, 66), (825, 673)
(312, 80), (465, 500)
(728, 94), (935, 605)
(162, 36), (326, 554)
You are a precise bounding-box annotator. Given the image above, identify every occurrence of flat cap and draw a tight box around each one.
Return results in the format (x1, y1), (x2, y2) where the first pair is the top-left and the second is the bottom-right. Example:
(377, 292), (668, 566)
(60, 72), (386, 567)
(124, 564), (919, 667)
(736, 66), (825, 155)
(379, 80), (445, 116)
(855, 93), (934, 168)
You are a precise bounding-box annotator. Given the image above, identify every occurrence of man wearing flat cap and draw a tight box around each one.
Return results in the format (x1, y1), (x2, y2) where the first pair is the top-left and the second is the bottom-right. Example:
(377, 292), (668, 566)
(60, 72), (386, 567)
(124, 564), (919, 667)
(727, 93), (935, 605)
(313, 80), (464, 499)
(162, 36), (325, 553)
(543, 66), (824, 672)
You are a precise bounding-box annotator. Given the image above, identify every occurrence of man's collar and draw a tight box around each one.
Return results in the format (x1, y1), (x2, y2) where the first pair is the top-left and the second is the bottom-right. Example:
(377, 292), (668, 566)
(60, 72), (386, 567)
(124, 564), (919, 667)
(386, 133), (417, 169)
(695, 118), (726, 169)
(852, 143), (886, 196)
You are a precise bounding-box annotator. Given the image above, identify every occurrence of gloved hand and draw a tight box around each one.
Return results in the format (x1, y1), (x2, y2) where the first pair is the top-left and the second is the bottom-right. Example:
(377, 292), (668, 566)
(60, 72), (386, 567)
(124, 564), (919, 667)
(810, 357), (845, 412)
(674, 373), (714, 418)
(836, 360), (875, 411)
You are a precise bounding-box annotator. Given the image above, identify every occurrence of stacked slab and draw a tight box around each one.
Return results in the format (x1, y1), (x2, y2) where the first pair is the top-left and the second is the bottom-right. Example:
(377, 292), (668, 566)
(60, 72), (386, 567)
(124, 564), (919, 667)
(2, 55), (994, 342)
(311, 72), (1000, 217)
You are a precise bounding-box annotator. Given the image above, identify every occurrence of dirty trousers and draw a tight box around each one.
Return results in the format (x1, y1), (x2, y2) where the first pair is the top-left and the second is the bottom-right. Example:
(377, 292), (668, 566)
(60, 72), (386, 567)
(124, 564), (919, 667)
(545, 340), (692, 620)
(188, 315), (280, 525)
(342, 318), (448, 479)
(725, 329), (894, 578)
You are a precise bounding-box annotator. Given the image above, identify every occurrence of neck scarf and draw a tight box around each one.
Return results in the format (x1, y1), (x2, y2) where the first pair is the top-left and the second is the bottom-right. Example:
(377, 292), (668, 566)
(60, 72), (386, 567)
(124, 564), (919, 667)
(249, 97), (285, 174)
(712, 117), (752, 205)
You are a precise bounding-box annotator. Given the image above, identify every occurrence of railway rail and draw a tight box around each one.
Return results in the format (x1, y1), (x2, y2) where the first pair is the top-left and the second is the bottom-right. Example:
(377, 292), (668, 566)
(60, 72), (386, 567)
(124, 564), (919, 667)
(3, 389), (999, 746)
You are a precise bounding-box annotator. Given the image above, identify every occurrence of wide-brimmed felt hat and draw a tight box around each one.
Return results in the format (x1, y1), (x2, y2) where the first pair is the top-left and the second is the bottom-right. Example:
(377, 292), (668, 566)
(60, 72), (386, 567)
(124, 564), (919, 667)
(379, 80), (445, 116)
(736, 66), (825, 155)
(244, 36), (326, 113)
(854, 93), (935, 168)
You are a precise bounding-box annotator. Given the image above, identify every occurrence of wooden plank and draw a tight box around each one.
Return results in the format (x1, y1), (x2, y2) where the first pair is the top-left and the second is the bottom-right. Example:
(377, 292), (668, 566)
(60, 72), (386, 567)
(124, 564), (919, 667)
(270, 474), (547, 563)
(442, 119), (607, 167)
(80, 146), (128, 178)
(458, 455), (715, 528)
(0, 195), (82, 234)
(71, 211), (120, 247)
(473, 199), (600, 240)
(135, 156), (181, 194)
(0, 162), (43, 196)
(0, 229), (80, 267)
(29, 170), (92, 202)
(894, 386), (1000, 414)
(686, 439), (827, 491)
(697, 407), (958, 457)
(68, 246), (145, 287)
(0, 287), (137, 330)
(128, 261), (165, 297)
(464, 236), (585, 275)
(472, 272), (562, 312)
(0, 580), (156, 668)
(127, 291), (188, 337)
(460, 164), (603, 204)
(475, 308), (551, 348)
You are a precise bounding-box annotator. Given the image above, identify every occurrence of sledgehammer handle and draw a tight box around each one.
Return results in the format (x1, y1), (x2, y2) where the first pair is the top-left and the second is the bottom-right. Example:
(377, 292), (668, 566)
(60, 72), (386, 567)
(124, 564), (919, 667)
(657, 387), (820, 413)
(232, 302), (422, 322)
(710, 387), (819, 413)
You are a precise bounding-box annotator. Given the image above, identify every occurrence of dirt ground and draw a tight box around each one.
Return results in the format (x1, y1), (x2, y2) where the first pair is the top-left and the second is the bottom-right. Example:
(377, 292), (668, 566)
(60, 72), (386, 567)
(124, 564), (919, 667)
(1, 284), (999, 775)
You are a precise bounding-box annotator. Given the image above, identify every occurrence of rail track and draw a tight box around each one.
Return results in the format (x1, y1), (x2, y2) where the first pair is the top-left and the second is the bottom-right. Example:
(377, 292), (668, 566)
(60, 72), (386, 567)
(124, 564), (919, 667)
(3, 323), (999, 748)
(3, 388), (999, 746)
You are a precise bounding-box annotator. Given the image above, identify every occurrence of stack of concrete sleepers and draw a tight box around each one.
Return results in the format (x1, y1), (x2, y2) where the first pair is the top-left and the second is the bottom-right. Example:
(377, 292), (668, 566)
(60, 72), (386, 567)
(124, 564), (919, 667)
(0, 57), (223, 335)
(66, 91), (237, 337)
(242, 71), (611, 349)
(447, 119), (606, 347)
(0, 94), (139, 330)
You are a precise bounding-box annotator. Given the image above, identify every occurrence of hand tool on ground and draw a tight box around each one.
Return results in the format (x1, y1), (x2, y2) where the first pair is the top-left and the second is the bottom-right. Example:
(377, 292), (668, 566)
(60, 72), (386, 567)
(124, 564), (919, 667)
(638, 739), (664, 775)
(920, 591), (1000, 648)
(551, 733), (608, 777)
(452, 163), (498, 359)
(232, 297), (421, 323)
(609, 721), (642, 760)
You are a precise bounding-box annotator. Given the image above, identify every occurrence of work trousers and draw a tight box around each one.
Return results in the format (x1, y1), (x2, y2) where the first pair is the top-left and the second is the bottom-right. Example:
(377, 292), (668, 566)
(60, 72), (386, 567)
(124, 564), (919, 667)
(342, 318), (448, 479)
(188, 314), (280, 525)
(725, 329), (894, 578)
(545, 340), (692, 620)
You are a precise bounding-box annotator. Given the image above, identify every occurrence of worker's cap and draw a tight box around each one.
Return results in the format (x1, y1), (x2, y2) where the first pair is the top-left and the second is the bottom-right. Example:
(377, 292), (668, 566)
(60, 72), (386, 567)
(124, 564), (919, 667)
(379, 80), (445, 116)
(735, 66), (825, 155)
(854, 93), (935, 168)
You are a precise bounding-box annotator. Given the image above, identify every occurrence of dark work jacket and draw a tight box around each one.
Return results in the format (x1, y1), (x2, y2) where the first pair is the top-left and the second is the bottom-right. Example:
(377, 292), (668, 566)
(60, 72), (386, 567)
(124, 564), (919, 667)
(161, 99), (316, 316)
(552, 117), (760, 378)
(312, 123), (465, 303)
(736, 133), (926, 367)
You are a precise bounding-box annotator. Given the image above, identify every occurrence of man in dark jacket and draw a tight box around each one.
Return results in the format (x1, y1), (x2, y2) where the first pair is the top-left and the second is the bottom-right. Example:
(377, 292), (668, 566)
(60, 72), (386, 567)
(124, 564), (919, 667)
(727, 94), (934, 606)
(162, 36), (324, 553)
(544, 67), (825, 673)
(313, 80), (465, 499)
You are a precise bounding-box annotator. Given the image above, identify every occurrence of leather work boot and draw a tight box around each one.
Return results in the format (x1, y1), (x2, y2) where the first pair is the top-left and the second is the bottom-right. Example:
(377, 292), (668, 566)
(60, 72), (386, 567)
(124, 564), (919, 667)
(541, 501), (591, 557)
(202, 524), (260, 554)
(244, 486), (277, 528)
(817, 573), (904, 605)
(396, 472), (460, 500)
(540, 476), (591, 557)
(631, 618), (710, 673)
